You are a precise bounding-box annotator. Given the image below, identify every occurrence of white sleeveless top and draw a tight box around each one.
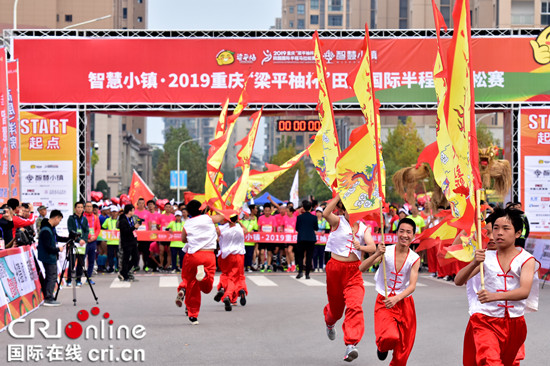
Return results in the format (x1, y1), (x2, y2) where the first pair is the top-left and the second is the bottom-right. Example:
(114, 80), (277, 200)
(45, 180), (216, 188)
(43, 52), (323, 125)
(466, 273), (482, 316)
(183, 215), (218, 254)
(375, 245), (420, 297)
(325, 216), (361, 259)
(356, 222), (370, 246)
(218, 223), (245, 259)
(474, 249), (539, 318)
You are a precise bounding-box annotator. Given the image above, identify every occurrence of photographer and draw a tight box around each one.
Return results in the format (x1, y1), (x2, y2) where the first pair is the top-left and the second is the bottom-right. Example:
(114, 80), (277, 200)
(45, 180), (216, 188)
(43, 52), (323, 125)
(0, 204), (15, 249)
(7, 199), (36, 245)
(38, 210), (68, 306)
(66, 201), (89, 287)
(118, 204), (140, 282)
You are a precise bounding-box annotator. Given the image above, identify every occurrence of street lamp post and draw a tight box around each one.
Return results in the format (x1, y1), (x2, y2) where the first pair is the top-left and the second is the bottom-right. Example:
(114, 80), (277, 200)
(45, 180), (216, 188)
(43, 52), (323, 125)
(63, 14), (112, 29)
(177, 138), (200, 202)
(13, 0), (19, 29)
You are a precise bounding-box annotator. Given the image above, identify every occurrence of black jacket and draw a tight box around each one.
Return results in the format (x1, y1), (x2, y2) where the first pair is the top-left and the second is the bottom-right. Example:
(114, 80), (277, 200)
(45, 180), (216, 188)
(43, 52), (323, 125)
(0, 218), (14, 245)
(37, 221), (68, 264)
(118, 214), (138, 247)
(296, 212), (318, 242)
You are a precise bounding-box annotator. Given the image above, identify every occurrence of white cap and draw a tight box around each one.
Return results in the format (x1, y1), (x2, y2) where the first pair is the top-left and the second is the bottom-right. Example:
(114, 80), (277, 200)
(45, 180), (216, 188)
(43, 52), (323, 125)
(175, 210), (183, 216)
(315, 207), (323, 212)
(110, 205), (118, 212)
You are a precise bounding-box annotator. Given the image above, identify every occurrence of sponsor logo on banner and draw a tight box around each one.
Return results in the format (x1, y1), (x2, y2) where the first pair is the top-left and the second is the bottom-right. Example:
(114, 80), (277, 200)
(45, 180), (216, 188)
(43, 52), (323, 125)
(6, 306), (147, 362)
(13, 36), (549, 105)
(519, 108), (550, 235)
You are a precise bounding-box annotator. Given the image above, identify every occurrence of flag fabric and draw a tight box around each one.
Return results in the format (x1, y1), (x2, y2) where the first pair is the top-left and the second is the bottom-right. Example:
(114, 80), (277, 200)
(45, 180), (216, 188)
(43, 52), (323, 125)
(222, 148), (309, 206)
(231, 109), (263, 210)
(428, 0), (477, 235)
(213, 98), (230, 139)
(204, 79), (250, 209)
(128, 170), (155, 205)
(289, 170), (300, 207)
(309, 31), (340, 189)
(336, 23), (385, 225)
(443, 0), (480, 234)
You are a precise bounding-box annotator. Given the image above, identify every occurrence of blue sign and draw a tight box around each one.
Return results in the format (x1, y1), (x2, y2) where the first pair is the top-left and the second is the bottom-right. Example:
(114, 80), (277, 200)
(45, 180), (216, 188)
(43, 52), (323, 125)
(170, 170), (187, 190)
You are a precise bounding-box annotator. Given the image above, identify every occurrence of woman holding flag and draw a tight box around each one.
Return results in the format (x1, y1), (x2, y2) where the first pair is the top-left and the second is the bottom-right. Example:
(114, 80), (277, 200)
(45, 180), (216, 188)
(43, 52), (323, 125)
(322, 194), (375, 362)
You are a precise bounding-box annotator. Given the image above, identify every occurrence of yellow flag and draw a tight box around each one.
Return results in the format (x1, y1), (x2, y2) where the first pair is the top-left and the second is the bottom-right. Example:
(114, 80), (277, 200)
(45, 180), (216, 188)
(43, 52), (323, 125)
(337, 23), (385, 224)
(309, 31), (340, 189)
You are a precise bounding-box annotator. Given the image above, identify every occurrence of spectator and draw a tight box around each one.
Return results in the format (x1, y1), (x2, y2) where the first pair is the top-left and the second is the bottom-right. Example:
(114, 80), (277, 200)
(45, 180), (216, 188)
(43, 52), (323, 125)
(38, 210), (69, 306)
(118, 204), (140, 282)
(167, 210), (185, 273)
(67, 201), (89, 287)
(83, 201), (101, 284)
(392, 208), (409, 233)
(134, 197), (151, 272)
(406, 206), (426, 234)
(35, 205), (48, 232)
(8, 199), (36, 246)
(313, 207), (330, 272)
(241, 205), (259, 272)
(295, 200), (318, 279)
(102, 206), (120, 272)
(257, 203), (278, 273)
(0, 204), (14, 248)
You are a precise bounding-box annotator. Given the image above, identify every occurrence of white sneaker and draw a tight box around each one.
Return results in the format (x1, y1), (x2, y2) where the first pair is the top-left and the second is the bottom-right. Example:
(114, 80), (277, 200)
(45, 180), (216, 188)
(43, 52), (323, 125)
(195, 265), (206, 281)
(344, 345), (358, 362)
(326, 324), (336, 341)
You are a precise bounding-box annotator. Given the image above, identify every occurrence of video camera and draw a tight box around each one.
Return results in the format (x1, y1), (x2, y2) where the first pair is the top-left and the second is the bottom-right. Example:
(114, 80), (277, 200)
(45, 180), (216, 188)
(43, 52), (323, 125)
(68, 230), (82, 242)
(15, 226), (35, 246)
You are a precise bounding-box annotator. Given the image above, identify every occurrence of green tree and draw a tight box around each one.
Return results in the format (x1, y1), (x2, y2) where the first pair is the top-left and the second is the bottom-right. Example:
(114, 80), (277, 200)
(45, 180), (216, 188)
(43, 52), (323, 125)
(151, 147), (163, 171)
(154, 125), (206, 199)
(476, 123), (500, 148)
(95, 179), (110, 198)
(382, 119), (425, 204)
(261, 138), (307, 201)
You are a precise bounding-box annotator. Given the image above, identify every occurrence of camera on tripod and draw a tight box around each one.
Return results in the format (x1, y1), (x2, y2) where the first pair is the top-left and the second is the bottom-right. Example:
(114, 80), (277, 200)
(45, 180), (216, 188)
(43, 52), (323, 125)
(68, 230), (82, 242)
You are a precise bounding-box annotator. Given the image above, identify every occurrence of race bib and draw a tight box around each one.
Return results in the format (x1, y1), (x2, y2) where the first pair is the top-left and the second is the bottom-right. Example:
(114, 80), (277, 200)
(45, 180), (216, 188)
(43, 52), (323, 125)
(262, 225), (272, 233)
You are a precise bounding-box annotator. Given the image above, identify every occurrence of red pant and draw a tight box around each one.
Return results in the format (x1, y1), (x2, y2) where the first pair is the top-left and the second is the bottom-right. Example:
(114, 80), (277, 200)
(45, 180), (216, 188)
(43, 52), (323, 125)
(374, 293), (416, 366)
(323, 258), (364, 346)
(217, 254), (247, 302)
(463, 313), (526, 366)
(177, 251), (216, 318)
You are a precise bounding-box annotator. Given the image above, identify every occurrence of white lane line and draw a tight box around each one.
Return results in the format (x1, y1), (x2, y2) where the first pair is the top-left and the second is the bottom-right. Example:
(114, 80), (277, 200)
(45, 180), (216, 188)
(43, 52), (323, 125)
(247, 275), (278, 287)
(416, 282), (427, 287)
(291, 275), (326, 286)
(363, 281), (375, 287)
(110, 278), (131, 288)
(213, 275), (220, 287)
(159, 276), (179, 288)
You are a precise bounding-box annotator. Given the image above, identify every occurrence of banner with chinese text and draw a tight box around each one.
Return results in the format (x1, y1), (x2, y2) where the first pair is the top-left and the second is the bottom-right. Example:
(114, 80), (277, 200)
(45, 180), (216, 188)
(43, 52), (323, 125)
(0, 246), (43, 332)
(0, 48), (9, 204)
(19, 111), (78, 236)
(7, 61), (20, 201)
(519, 108), (550, 235)
(11, 36), (550, 105)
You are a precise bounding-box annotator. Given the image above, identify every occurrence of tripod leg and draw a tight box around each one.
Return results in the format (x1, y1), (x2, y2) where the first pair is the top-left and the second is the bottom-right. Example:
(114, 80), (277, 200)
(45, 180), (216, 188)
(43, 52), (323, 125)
(77, 252), (99, 304)
(54, 254), (70, 301)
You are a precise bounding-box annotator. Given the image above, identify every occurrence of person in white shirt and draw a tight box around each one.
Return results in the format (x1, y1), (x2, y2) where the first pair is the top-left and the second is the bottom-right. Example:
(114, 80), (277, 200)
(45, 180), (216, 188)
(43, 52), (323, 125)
(453, 207), (539, 365)
(373, 218), (420, 364)
(213, 215), (248, 311)
(322, 194), (375, 362)
(174, 200), (225, 325)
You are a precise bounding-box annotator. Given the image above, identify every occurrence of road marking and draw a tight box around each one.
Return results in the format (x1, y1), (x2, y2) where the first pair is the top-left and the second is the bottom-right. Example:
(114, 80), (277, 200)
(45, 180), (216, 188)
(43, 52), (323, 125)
(291, 275), (325, 286)
(363, 280), (375, 287)
(159, 276), (179, 288)
(110, 279), (131, 288)
(416, 282), (427, 287)
(247, 275), (278, 287)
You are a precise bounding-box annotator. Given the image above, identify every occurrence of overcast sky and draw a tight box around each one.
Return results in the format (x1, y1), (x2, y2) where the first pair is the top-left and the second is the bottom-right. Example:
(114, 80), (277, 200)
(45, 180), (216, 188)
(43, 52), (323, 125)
(146, 0), (282, 152)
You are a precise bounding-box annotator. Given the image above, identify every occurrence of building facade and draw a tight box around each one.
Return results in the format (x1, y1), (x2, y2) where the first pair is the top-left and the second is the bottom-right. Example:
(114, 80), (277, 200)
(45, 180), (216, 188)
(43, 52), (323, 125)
(271, 0), (549, 158)
(0, 0), (151, 197)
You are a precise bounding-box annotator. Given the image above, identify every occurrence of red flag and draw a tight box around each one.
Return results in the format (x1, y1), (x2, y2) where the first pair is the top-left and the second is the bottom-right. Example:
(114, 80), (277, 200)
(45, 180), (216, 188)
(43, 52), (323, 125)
(128, 170), (155, 205)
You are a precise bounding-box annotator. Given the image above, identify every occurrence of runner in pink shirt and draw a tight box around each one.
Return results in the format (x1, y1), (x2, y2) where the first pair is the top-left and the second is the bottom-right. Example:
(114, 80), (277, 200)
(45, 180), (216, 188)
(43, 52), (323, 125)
(134, 198), (151, 272)
(257, 203), (278, 272)
(284, 208), (297, 272)
(159, 202), (176, 271)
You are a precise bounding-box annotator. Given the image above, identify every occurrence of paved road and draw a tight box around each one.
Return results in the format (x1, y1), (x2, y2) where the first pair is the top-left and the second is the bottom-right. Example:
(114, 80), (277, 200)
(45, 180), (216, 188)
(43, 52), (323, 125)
(1, 271), (548, 365)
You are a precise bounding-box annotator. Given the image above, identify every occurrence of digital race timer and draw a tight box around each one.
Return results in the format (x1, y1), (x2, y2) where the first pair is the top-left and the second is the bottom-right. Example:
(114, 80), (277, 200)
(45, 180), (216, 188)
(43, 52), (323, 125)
(276, 120), (321, 132)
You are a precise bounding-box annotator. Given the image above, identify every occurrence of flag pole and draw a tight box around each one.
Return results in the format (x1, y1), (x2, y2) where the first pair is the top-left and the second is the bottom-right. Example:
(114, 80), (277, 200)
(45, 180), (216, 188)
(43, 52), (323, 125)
(373, 110), (387, 298)
(379, 200), (388, 298)
(476, 189), (485, 290)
